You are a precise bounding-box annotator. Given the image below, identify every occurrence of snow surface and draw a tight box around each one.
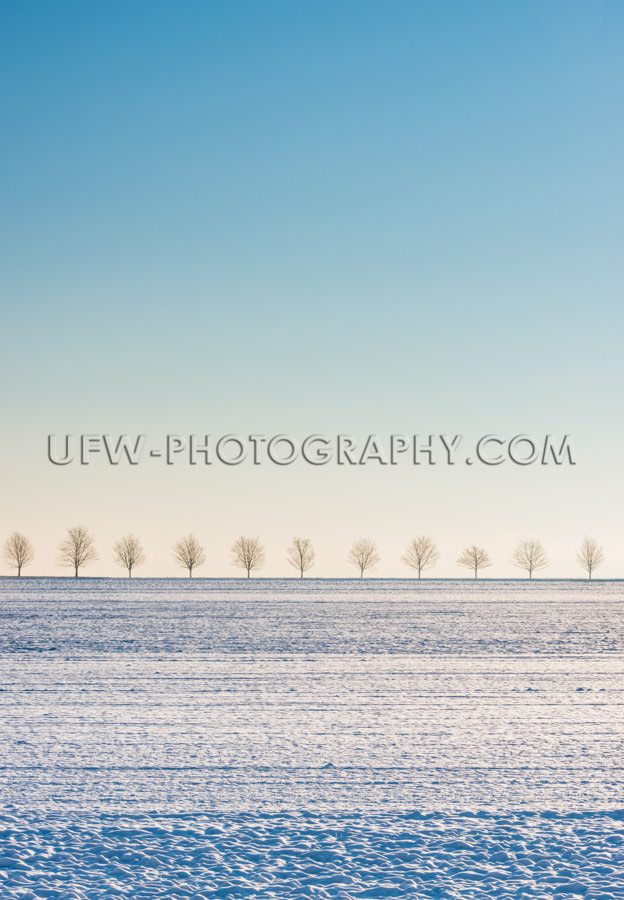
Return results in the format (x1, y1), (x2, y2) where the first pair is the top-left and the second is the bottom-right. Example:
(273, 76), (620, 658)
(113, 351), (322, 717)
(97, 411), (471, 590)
(0, 578), (623, 897)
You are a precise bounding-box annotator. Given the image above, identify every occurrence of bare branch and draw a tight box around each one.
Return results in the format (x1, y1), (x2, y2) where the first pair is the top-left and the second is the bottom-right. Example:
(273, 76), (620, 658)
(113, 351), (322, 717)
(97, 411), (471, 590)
(401, 535), (439, 579)
(287, 537), (316, 578)
(456, 544), (492, 579)
(231, 536), (266, 578)
(3, 531), (34, 577)
(511, 538), (548, 578)
(172, 534), (206, 577)
(113, 534), (146, 578)
(576, 536), (604, 580)
(348, 538), (380, 578)
(58, 525), (97, 577)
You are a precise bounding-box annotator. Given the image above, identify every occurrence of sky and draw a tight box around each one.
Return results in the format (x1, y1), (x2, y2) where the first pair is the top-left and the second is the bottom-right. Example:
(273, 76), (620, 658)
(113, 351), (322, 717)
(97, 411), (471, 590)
(1, 1), (623, 577)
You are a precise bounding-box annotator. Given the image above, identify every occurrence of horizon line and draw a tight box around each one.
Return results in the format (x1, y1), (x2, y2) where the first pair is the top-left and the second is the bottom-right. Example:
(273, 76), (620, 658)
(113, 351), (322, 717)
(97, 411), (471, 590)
(0, 575), (620, 583)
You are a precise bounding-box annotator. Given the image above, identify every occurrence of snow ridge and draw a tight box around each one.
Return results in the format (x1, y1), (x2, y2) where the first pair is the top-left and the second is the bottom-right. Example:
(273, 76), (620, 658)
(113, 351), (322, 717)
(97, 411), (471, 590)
(1, 811), (623, 899)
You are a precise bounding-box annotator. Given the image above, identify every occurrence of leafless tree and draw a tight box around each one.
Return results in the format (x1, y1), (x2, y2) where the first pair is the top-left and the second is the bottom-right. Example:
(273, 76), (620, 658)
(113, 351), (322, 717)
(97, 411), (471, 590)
(232, 536), (266, 578)
(401, 535), (439, 579)
(172, 534), (206, 577)
(348, 538), (380, 578)
(58, 525), (98, 577)
(576, 536), (604, 580)
(3, 532), (34, 576)
(287, 537), (316, 578)
(457, 544), (492, 579)
(113, 534), (146, 578)
(511, 538), (548, 578)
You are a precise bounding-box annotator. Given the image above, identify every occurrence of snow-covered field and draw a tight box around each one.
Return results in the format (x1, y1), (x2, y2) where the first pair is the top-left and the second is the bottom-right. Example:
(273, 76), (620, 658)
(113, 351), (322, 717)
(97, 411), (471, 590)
(1, 578), (623, 898)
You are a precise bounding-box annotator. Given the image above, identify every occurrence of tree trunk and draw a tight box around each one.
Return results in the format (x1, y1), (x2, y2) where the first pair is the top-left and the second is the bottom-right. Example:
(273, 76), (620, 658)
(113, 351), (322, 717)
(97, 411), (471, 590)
(17, 565), (21, 577)
(75, 566), (78, 577)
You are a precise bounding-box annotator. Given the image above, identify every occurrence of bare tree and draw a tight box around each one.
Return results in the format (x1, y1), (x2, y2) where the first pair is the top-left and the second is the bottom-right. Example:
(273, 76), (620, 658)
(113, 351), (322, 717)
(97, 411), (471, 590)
(348, 538), (380, 578)
(576, 536), (604, 580)
(3, 532), (34, 576)
(113, 534), (146, 578)
(172, 534), (206, 577)
(457, 544), (492, 579)
(58, 525), (98, 577)
(511, 538), (548, 578)
(287, 537), (316, 578)
(401, 535), (439, 579)
(231, 536), (265, 578)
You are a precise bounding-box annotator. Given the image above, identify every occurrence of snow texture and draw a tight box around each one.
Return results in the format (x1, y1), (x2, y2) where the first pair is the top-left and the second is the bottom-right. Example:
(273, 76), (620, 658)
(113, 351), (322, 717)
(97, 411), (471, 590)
(0, 578), (623, 897)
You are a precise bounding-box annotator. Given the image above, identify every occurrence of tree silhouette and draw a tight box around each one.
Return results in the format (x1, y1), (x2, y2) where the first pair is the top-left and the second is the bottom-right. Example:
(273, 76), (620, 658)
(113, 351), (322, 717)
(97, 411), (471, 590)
(58, 525), (97, 577)
(457, 544), (492, 579)
(232, 536), (265, 578)
(348, 538), (380, 578)
(576, 536), (604, 580)
(3, 532), (34, 576)
(511, 538), (548, 578)
(401, 535), (439, 579)
(113, 534), (146, 577)
(172, 534), (206, 577)
(287, 537), (316, 578)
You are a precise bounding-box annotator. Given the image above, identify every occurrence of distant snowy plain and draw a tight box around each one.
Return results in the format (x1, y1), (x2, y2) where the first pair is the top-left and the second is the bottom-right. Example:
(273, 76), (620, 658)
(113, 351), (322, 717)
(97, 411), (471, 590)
(1, 578), (623, 898)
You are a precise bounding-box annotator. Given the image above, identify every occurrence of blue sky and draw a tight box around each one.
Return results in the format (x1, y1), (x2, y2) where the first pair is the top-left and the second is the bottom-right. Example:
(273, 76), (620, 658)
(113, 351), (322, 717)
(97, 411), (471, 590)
(1, 1), (623, 576)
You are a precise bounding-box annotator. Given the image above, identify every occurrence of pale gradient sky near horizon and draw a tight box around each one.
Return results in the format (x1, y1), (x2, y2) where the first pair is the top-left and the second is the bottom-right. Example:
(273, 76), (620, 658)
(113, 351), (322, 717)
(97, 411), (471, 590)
(1, 1), (623, 577)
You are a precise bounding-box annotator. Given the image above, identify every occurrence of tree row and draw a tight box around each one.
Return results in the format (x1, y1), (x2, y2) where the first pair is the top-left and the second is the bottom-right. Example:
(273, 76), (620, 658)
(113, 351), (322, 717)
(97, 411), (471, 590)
(2, 529), (606, 579)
